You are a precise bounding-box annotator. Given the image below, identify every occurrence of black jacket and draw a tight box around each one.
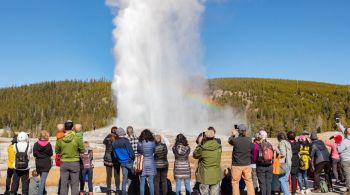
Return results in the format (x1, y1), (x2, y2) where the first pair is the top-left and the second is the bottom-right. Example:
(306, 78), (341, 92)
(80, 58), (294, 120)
(103, 134), (118, 165)
(289, 140), (300, 174)
(33, 141), (53, 173)
(228, 135), (253, 166)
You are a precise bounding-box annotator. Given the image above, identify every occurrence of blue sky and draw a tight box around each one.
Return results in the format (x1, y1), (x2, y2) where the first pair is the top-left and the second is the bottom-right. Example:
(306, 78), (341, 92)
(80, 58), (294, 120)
(0, 0), (349, 87)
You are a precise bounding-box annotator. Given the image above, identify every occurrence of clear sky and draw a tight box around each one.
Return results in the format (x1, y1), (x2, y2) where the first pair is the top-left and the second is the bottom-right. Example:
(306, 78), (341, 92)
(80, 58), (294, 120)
(0, 0), (349, 88)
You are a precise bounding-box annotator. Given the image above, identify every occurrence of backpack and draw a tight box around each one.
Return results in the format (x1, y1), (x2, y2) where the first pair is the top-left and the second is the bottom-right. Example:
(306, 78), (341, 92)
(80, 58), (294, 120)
(299, 154), (310, 170)
(320, 180), (329, 193)
(55, 153), (61, 167)
(258, 142), (274, 165)
(15, 143), (29, 169)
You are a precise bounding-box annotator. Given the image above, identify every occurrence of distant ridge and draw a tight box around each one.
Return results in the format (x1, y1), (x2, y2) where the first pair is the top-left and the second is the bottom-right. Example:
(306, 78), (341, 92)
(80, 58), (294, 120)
(0, 78), (349, 136)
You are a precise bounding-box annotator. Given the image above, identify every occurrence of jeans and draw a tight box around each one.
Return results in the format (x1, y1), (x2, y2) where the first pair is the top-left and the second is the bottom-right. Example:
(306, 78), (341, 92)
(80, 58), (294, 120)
(175, 178), (191, 195)
(342, 161), (350, 189)
(5, 168), (14, 193)
(80, 168), (93, 192)
(278, 166), (291, 195)
(256, 165), (273, 195)
(38, 172), (49, 195)
(199, 183), (220, 195)
(60, 161), (81, 195)
(105, 163), (121, 191)
(121, 163), (133, 195)
(11, 169), (29, 195)
(155, 168), (168, 195)
(297, 170), (309, 190)
(314, 161), (332, 190)
(332, 158), (344, 181)
(231, 166), (255, 195)
(140, 175), (155, 195)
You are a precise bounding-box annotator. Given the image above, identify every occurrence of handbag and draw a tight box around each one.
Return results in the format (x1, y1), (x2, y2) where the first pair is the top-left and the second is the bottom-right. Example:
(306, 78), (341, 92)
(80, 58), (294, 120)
(273, 155), (290, 175)
(133, 154), (144, 173)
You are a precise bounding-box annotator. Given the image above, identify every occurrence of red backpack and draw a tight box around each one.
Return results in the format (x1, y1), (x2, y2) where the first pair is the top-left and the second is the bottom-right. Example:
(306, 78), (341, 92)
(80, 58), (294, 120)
(258, 142), (274, 165)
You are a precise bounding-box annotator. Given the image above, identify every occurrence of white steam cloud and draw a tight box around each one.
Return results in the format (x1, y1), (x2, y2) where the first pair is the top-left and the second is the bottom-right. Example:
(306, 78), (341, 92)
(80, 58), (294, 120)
(107, 0), (243, 135)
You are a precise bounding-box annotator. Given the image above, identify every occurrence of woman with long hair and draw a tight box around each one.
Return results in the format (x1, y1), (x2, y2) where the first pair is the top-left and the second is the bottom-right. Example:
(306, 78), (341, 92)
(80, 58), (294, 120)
(138, 129), (157, 195)
(103, 126), (120, 195)
(173, 134), (191, 195)
(33, 130), (53, 195)
(277, 132), (292, 195)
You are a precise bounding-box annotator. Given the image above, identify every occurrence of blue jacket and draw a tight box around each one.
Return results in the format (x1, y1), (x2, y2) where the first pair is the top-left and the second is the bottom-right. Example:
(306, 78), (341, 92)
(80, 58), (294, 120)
(112, 137), (135, 164)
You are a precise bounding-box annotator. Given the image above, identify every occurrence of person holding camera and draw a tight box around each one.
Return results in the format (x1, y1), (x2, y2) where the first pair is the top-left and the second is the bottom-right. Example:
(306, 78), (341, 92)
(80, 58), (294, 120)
(228, 124), (255, 195)
(337, 119), (350, 194)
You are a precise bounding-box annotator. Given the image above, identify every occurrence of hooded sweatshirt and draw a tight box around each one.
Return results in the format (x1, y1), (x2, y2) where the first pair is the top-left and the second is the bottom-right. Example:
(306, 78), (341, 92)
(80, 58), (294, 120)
(55, 131), (84, 162)
(13, 132), (32, 170)
(33, 139), (53, 172)
(173, 144), (191, 179)
(193, 139), (222, 185)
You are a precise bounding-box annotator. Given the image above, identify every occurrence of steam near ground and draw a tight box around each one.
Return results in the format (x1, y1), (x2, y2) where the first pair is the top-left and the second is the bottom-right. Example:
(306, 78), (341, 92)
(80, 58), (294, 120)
(107, 0), (244, 135)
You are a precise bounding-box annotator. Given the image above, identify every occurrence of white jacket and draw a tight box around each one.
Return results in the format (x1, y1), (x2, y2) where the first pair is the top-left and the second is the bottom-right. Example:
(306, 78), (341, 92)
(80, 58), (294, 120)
(13, 132), (32, 170)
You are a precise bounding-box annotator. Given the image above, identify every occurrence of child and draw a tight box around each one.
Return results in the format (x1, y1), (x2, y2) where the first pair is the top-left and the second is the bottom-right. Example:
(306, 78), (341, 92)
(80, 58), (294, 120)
(28, 170), (40, 195)
(221, 168), (233, 195)
(74, 124), (84, 141)
(80, 141), (93, 195)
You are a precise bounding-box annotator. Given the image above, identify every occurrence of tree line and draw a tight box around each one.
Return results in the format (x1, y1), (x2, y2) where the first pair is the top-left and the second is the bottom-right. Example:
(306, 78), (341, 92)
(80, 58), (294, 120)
(0, 78), (349, 136)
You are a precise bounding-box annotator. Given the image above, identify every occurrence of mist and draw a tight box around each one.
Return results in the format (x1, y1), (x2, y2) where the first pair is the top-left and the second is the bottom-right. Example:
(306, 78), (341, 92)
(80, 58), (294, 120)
(107, 0), (243, 135)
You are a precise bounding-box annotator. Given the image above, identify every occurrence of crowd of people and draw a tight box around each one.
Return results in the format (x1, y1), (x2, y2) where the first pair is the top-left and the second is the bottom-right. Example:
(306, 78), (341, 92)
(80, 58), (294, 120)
(2, 120), (350, 195)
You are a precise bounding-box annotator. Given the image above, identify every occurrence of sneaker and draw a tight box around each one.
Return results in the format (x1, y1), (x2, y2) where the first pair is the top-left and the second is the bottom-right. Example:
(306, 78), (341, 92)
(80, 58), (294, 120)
(305, 189), (311, 194)
(300, 190), (305, 194)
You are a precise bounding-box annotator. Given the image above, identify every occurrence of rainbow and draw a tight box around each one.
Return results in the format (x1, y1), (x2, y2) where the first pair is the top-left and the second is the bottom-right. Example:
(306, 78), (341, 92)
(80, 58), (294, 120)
(184, 91), (222, 111)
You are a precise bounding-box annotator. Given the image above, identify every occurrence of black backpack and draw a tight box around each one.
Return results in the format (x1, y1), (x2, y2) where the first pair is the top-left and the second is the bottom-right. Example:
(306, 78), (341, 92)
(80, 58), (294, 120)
(15, 143), (29, 169)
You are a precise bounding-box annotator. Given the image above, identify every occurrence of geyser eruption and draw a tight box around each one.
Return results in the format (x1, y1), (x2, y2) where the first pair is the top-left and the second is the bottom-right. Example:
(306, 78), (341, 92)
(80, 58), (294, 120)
(107, 0), (242, 134)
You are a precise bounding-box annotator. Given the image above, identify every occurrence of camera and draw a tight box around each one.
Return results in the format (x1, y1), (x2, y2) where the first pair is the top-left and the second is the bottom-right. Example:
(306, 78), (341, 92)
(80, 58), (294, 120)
(336, 118), (341, 123)
(234, 124), (238, 130)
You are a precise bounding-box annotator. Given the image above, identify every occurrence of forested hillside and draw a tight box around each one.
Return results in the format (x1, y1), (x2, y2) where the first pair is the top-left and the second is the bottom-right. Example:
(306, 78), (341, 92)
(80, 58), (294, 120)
(0, 78), (349, 136)
(209, 78), (350, 136)
(0, 80), (115, 136)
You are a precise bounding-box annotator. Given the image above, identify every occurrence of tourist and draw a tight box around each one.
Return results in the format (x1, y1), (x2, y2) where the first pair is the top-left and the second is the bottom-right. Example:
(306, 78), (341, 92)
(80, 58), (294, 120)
(112, 127), (135, 195)
(74, 124), (84, 141)
(256, 130), (274, 195)
(33, 130), (53, 195)
(55, 124), (65, 195)
(310, 132), (333, 193)
(173, 134), (191, 195)
(80, 141), (94, 195)
(287, 131), (300, 195)
(228, 124), (254, 195)
(28, 170), (40, 195)
(126, 126), (139, 154)
(154, 134), (169, 195)
(103, 126), (120, 194)
(221, 168), (233, 195)
(277, 132), (292, 195)
(251, 133), (261, 193)
(326, 134), (344, 184)
(337, 124), (350, 194)
(11, 132), (32, 195)
(138, 129), (157, 195)
(55, 120), (85, 195)
(298, 135), (311, 194)
(193, 128), (222, 195)
(4, 135), (16, 195)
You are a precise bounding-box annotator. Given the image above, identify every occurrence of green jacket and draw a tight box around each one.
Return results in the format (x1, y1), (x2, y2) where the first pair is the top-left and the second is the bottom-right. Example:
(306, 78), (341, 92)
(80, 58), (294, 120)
(193, 139), (222, 185)
(55, 131), (84, 162)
